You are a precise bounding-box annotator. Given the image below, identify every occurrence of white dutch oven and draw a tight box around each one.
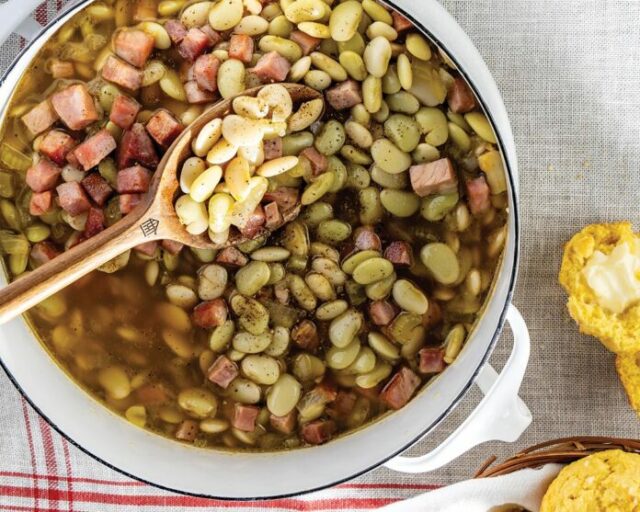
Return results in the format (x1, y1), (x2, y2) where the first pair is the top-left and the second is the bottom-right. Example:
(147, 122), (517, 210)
(0, 0), (531, 499)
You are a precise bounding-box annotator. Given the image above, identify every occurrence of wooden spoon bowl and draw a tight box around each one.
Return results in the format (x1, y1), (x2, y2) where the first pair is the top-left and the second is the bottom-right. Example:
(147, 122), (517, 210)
(0, 83), (323, 324)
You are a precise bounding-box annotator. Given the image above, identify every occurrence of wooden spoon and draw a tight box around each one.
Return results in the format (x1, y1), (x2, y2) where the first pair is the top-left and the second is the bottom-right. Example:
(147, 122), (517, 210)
(0, 83), (323, 324)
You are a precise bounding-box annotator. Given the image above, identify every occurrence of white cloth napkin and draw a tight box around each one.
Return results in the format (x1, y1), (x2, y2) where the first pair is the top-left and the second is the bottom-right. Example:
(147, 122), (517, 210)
(380, 464), (563, 512)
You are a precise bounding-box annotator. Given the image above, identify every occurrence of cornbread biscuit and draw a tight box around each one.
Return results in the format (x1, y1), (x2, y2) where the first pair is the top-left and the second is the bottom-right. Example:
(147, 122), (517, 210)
(559, 222), (640, 354)
(616, 352), (640, 415)
(540, 450), (640, 512)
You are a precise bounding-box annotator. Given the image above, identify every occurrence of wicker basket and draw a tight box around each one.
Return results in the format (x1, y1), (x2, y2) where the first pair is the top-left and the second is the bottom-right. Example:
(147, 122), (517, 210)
(475, 436), (640, 478)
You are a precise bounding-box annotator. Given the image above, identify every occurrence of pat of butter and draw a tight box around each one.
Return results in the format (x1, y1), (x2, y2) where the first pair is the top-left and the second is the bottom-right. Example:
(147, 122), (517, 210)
(583, 241), (640, 314)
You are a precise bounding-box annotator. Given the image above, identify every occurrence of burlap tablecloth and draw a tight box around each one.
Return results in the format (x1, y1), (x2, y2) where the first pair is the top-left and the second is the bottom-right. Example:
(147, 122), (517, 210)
(1, 0), (639, 509)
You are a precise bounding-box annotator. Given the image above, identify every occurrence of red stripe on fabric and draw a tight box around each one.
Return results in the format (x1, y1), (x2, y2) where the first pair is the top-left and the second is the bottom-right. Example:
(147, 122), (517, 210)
(35, 2), (48, 25)
(38, 417), (62, 509)
(340, 483), (440, 490)
(20, 399), (38, 511)
(1, 506), (62, 512)
(0, 472), (143, 487)
(62, 441), (74, 512)
(0, 486), (398, 510)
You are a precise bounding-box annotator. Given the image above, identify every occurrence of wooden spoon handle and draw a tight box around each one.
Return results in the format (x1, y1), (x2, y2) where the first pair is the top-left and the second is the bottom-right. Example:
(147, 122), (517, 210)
(0, 209), (155, 325)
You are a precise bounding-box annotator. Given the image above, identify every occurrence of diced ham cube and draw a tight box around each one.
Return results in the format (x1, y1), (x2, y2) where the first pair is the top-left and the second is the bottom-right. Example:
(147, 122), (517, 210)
(26, 160), (61, 192)
(384, 241), (413, 267)
(291, 320), (319, 351)
(380, 367), (421, 410)
(263, 137), (283, 160)
(135, 240), (159, 256)
(422, 300), (442, 330)
(368, 300), (398, 326)
(301, 420), (336, 445)
(118, 123), (159, 169)
(81, 172), (113, 206)
(239, 205), (265, 239)
(232, 404), (259, 432)
(289, 31), (320, 56)
(178, 28), (213, 61)
(56, 182), (91, 215)
(465, 175), (491, 215)
(263, 187), (298, 211)
(251, 51), (291, 83)
(353, 226), (382, 251)
(263, 201), (282, 230)
(135, 382), (170, 405)
(409, 158), (458, 197)
(101, 55), (143, 91)
(199, 25), (221, 46)
(269, 411), (297, 435)
(21, 100), (59, 137)
(110, 95), (141, 130)
(84, 207), (105, 238)
(418, 348), (446, 374)
(193, 54), (220, 92)
(39, 130), (76, 165)
(119, 193), (143, 214)
(330, 391), (357, 417)
(175, 420), (198, 441)
(146, 110), (183, 147)
(117, 165), (152, 193)
(49, 60), (74, 79)
(161, 239), (184, 255)
(51, 84), (99, 131)
(326, 80), (362, 110)
(192, 298), (228, 328)
(114, 29), (155, 68)
(300, 147), (327, 176)
(165, 19), (187, 44)
(184, 81), (216, 104)
(391, 11), (413, 32)
(215, 246), (248, 267)
(228, 34), (254, 64)
(29, 191), (54, 216)
(448, 77), (478, 114)
(73, 129), (117, 171)
(30, 241), (61, 266)
(207, 355), (238, 389)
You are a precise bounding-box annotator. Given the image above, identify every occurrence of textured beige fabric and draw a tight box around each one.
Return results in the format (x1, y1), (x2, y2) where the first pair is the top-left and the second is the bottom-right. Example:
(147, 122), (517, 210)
(0, 0), (638, 497)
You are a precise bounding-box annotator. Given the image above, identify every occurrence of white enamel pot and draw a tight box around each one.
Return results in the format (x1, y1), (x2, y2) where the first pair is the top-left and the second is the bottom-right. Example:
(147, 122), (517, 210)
(0, 0), (530, 499)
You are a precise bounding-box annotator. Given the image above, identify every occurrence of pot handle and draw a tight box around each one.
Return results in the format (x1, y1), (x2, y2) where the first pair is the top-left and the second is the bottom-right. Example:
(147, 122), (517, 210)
(0, 0), (47, 47)
(384, 304), (531, 474)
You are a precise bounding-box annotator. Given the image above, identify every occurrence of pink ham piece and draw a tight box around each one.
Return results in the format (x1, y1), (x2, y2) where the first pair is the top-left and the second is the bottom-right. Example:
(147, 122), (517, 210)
(146, 110), (183, 147)
(215, 246), (248, 267)
(207, 355), (238, 389)
(184, 81), (216, 104)
(56, 181), (91, 215)
(465, 175), (491, 215)
(326, 79), (362, 110)
(238, 205), (265, 239)
(73, 129), (117, 171)
(380, 367), (421, 410)
(101, 55), (143, 91)
(21, 100), (59, 137)
(192, 298), (228, 329)
(447, 77), (478, 114)
(199, 25), (221, 46)
(251, 51), (291, 82)
(300, 147), (327, 176)
(26, 160), (61, 192)
(38, 130), (76, 165)
(119, 193), (142, 214)
(301, 420), (336, 445)
(50, 84), (98, 131)
(118, 123), (159, 169)
(165, 19), (187, 44)
(175, 420), (198, 441)
(178, 28), (213, 61)
(110, 95), (141, 130)
(114, 29), (155, 68)
(135, 240), (159, 256)
(232, 404), (259, 432)
(409, 158), (458, 197)
(228, 34), (254, 64)
(161, 240), (184, 254)
(330, 391), (357, 417)
(81, 173), (113, 206)
(30, 241), (61, 266)
(368, 300), (397, 326)
(263, 201), (282, 230)
(50, 60), (74, 79)
(29, 191), (54, 216)
(84, 207), (105, 238)
(391, 11), (413, 32)
(418, 348), (446, 374)
(263, 137), (283, 160)
(353, 226), (382, 251)
(384, 241), (413, 267)
(269, 411), (297, 435)
(117, 165), (152, 193)
(289, 31), (320, 56)
(263, 187), (298, 211)
(193, 54), (220, 92)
